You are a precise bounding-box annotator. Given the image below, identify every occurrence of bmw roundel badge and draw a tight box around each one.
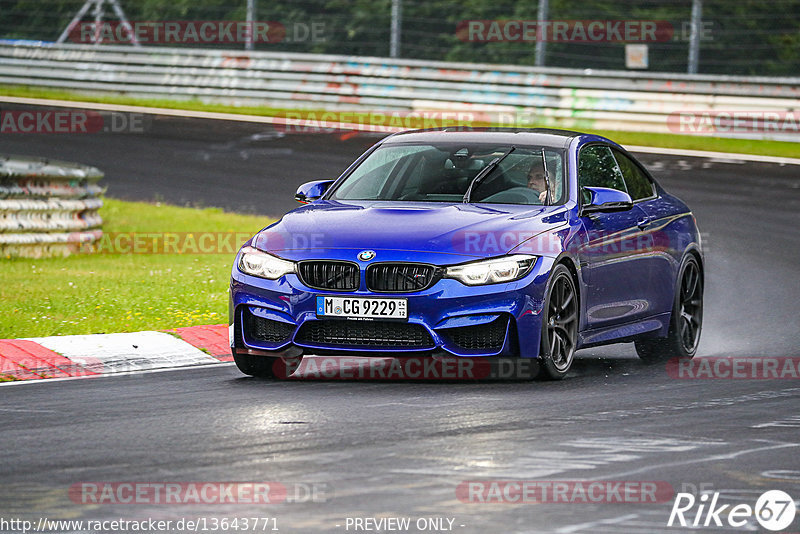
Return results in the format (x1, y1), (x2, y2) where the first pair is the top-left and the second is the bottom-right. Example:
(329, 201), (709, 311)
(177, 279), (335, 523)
(358, 250), (376, 261)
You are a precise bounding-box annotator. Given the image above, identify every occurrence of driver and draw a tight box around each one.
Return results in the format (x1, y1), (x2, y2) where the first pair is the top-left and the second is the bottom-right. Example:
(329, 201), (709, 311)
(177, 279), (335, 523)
(526, 164), (550, 203)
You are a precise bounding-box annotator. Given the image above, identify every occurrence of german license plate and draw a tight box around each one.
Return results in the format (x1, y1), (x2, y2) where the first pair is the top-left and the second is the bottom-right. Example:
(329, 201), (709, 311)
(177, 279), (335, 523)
(316, 296), (407, 320)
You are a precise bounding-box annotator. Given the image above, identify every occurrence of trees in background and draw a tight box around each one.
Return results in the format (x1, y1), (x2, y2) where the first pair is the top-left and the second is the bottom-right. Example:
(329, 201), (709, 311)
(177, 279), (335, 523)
(1, 0), (797, 76)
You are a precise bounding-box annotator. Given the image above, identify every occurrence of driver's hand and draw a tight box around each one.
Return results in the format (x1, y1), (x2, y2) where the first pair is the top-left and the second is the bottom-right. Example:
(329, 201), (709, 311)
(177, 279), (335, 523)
(539, 190), (547, 203)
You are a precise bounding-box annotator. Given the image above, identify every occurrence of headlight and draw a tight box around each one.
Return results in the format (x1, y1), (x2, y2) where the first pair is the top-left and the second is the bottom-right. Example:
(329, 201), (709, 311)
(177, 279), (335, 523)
(238, 246), (296, 280)
(445, 255), (536, 286)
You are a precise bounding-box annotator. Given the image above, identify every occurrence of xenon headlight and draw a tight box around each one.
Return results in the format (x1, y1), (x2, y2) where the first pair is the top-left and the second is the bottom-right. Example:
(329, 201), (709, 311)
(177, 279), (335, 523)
(445, 254), (537, 286)
(238, 246), (296, 280)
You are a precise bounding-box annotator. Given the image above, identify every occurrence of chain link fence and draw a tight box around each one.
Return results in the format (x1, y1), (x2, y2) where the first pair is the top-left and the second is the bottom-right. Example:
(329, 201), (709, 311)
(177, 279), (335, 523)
(0, 0), (798, 76)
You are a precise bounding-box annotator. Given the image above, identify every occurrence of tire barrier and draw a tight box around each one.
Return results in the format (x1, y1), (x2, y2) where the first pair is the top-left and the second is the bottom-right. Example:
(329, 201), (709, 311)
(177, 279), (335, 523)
(0, 42), (798, 141)
(0, 155), (104, 258)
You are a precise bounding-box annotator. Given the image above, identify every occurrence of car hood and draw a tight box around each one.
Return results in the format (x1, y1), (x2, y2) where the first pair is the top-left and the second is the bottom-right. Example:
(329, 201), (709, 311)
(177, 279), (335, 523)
(252, 200), (570, 262)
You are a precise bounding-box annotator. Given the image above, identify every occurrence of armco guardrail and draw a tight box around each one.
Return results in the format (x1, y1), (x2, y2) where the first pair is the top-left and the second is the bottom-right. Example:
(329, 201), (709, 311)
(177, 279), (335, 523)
(0, 42), (798, 140)
(0, 155), (104, 258)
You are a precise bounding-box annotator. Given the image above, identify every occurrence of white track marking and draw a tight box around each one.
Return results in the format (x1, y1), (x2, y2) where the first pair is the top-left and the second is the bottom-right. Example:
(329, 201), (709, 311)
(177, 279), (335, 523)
(0, 361), (233, 387)
(624, 144), (800, 165)
(25, 331), (218, 374)
(0, 96), (400, 132)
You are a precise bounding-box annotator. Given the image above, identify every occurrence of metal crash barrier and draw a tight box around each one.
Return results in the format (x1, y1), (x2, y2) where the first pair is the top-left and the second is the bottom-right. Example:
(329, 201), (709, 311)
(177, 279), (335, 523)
(0, 42), (798, 140)
(0, 155), (104, 258)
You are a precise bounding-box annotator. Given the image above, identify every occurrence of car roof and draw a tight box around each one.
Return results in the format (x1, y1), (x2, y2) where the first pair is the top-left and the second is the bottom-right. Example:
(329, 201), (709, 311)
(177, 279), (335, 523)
(380, 127), (591, 150)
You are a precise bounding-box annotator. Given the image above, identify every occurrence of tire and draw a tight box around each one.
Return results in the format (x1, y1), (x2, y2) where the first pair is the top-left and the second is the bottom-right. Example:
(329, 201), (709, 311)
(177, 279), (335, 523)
(537, 264), (579, 380)
(635, 255), (703, 363)
(233, 351), (301, 378)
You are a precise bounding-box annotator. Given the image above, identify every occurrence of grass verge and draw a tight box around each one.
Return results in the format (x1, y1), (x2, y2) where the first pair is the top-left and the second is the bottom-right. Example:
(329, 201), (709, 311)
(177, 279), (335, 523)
(2, 85), (798, 159)
(0, 198), (271, 339)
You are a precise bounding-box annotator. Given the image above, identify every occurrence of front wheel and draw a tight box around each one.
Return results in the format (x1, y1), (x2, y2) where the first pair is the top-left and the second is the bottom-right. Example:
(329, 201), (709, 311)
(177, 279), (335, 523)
(537, 264), (579, 380)
(635, 255), (703, 362)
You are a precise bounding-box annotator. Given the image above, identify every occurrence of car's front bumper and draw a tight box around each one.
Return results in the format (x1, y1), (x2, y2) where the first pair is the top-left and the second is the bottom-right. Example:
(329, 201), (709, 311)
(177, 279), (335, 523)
(229, 252), (555, 359)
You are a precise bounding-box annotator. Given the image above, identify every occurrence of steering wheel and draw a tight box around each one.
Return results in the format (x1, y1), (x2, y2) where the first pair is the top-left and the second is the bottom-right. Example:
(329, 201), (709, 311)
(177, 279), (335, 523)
(480, 187), (542, 204)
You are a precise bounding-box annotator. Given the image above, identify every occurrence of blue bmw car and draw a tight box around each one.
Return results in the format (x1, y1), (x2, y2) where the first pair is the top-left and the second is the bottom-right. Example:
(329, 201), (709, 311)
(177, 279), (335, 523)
(229, 128), (703, 379)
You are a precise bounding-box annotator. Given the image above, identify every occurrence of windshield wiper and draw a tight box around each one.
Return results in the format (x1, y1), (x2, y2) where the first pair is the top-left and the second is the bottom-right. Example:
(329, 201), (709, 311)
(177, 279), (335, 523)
(541, 147), (551, 206)
(463, 146), (516, 203)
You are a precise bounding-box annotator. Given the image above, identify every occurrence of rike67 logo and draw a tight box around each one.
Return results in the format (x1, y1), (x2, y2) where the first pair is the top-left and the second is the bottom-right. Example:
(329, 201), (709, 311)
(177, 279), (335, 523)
(668, 490), (796, 531)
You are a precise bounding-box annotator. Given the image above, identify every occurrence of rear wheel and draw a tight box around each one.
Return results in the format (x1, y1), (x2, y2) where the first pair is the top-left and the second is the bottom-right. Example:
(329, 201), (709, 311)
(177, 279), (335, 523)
(635, 255), (703, 362)
(537, 264), (579, 380)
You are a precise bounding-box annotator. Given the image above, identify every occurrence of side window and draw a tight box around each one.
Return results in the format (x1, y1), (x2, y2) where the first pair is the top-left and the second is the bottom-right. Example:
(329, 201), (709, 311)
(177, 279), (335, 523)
(613, 149), (655, 201)
(578, 145), (627, 195)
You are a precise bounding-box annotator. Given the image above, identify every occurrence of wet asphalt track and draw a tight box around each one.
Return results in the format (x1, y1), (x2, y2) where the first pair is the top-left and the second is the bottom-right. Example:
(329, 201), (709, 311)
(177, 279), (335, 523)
(2, 105), (800, 533)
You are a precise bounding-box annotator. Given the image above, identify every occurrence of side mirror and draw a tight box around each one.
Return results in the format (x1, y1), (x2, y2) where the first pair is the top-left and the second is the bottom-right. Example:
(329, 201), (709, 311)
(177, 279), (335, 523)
(295, 180), (334, 204)
(581, 186), (634, 214)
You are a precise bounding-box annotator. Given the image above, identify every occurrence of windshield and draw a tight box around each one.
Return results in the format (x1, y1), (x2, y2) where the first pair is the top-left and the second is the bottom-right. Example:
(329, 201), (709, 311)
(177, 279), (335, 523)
(329, 143), (566, 205)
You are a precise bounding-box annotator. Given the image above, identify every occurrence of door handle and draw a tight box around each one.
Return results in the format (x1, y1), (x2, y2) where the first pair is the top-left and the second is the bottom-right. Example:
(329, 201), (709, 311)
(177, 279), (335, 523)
(636, 217), (651, 230)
